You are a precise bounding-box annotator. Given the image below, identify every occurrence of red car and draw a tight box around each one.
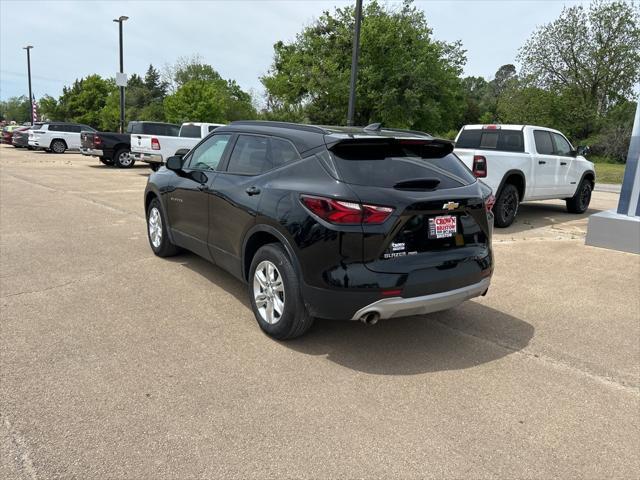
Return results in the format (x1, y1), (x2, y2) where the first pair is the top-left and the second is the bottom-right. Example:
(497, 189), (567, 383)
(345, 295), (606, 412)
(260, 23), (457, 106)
(1, 125), (26, 144)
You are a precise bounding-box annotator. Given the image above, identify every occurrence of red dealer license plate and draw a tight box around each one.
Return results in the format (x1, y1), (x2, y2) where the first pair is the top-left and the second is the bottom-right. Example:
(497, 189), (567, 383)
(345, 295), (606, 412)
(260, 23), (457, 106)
(428, 215), (457, 239)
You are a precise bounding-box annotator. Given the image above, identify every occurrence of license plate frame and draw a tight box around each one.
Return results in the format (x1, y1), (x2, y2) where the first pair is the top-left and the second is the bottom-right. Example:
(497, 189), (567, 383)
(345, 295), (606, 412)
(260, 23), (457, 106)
(428, 215), (457, 239)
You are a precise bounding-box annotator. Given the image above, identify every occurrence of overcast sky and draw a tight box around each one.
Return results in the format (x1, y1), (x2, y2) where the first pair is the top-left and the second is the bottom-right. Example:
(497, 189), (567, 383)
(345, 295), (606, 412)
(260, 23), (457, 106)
(0, 0), (585, 102)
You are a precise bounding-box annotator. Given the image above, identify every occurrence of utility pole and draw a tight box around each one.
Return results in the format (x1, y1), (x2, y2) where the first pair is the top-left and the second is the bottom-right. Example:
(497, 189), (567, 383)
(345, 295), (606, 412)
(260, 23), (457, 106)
(347, 0), (363, 126)
(23, 45), (34, 125)
(113, 16), (129, 133)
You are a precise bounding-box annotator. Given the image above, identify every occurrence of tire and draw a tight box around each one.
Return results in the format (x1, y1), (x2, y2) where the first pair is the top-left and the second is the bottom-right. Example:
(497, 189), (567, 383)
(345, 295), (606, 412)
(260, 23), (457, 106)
(99, 156), (114, 166)
(146, 198), (180, 257)
(248, 244), (314, 340)
(494, 183), (520, 228)
(149, 163), (160, 172)
(50, 139), (66, 154)
(566, 179), (592, 214)
(114, 148), (134, 168)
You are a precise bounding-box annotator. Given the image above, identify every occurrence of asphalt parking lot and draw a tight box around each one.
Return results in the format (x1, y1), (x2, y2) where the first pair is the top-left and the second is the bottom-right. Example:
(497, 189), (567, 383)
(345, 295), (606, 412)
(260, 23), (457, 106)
(1, 144), (639, 479)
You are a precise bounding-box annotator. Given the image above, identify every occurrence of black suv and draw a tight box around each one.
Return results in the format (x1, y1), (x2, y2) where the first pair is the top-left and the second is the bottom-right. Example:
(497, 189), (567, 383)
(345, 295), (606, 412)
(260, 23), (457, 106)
(144, 121), (494, 339)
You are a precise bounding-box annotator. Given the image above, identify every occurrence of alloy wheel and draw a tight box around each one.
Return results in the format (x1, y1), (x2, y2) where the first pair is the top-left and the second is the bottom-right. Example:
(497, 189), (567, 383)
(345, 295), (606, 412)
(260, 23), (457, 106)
(119, 151), (132, 167)
(579, 184), (591, 211)
(253, 260), (285, 325)
(148, 207), (162, 248)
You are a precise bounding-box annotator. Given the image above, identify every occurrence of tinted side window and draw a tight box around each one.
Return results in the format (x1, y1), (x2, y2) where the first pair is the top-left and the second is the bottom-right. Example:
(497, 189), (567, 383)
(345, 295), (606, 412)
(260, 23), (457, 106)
(227, 135), (269, 175)
(180, 125), (201, 138)
(130, 123), (143, 134)
(69, 125), (82, 133)
(534, 130), (554, 155)
(208, 125), (220, 133)
(187, 134), (231, 170)
(47, 124), (60, 132)
(270, 137), (300, 168)
(497, 131), (524, 152)
(552, 133), (572, 156)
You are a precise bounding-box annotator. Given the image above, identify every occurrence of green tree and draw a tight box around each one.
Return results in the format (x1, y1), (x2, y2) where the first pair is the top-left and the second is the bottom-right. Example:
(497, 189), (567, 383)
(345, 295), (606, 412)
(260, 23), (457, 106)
(56, 75), (116, 127)
(0, 96), (31, 123)
(261, 0), (466, 131)
(163, 77), (256, 124)
(37, 95), (60, 121)
(518, 0), (640, 122)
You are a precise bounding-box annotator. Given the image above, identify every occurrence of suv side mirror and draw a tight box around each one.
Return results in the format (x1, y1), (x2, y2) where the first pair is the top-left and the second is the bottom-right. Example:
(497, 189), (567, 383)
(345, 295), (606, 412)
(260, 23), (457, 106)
(576, 145), (590, 156)
(166, 155), (184, 171)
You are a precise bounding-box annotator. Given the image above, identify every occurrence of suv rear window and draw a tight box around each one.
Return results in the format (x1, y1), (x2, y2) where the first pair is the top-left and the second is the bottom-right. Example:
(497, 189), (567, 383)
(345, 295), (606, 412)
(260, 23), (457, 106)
(180, 125), (201, 138)
(330, 142), (476, 189)
(456, 129), (525, 152)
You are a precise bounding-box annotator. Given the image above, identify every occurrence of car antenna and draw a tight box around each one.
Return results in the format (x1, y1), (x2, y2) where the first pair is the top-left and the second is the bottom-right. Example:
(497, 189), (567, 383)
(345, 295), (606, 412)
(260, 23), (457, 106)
(364, 122), (382, 132)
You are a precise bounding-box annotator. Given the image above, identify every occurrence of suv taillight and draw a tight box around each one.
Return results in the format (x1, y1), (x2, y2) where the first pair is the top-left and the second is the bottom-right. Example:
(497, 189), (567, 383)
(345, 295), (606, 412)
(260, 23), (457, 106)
(300, 195), (394, 225)
(151, 138), (160, 150)
(473, 155), (487, 178)
(93, 135), (102, 146)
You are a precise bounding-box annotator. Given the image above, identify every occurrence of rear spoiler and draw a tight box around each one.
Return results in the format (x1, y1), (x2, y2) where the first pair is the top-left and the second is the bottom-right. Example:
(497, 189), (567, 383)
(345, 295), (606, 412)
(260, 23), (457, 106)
(326, 137), (454, 158)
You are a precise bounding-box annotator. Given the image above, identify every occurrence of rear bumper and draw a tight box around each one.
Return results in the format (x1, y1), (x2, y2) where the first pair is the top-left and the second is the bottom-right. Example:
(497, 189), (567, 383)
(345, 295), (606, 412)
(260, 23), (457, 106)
(350, 277), (490, 320)
(80, 147), (103, 157)
(132, 152), (163, 164)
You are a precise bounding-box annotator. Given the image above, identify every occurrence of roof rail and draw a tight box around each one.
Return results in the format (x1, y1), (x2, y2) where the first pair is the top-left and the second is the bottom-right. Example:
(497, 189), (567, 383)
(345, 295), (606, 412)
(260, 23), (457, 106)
(229, 120), (328, 134)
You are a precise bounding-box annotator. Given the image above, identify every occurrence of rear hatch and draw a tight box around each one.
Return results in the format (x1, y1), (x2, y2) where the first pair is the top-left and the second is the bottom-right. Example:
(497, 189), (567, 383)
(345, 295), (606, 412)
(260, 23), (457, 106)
(327, 138), (492, 287)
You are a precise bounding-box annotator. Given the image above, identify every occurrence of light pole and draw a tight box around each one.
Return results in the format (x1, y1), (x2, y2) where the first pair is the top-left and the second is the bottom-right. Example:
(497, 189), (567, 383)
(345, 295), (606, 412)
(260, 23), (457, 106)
(23, 45), (34, 125)
(347, 0), (363, 126)
(113, 16), (129, 133)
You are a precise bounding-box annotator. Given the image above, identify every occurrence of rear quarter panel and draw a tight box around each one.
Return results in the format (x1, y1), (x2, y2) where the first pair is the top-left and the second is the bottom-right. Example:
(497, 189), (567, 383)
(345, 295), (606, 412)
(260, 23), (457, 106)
(454, 147), (533, 198)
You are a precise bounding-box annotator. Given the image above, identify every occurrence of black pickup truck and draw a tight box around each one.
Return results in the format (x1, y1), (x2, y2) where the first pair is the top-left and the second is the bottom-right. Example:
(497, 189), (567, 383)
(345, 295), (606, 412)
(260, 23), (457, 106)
(80, 121), (180, 168)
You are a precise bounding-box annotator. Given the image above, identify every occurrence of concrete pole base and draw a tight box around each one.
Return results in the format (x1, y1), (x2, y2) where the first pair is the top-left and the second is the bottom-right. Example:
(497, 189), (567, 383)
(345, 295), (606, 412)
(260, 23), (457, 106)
(585, 210), (640, 254)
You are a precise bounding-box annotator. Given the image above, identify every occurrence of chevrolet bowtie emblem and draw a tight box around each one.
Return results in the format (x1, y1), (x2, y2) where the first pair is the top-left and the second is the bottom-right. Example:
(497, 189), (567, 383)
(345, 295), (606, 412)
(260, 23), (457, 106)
(443, 202), (459, 211)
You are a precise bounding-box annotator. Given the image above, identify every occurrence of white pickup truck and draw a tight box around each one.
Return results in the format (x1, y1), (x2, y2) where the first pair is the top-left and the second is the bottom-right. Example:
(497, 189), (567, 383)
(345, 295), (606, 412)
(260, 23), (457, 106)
(454, 124), (596, 227)
(130, 122), (224, 170)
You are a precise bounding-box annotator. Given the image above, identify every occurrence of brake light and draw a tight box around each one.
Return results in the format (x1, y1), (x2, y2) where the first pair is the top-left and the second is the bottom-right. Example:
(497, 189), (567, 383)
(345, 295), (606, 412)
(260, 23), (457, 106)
(300, 195), (394, 225)
(93, 135), (102, 146)
(485, 194), (495, 213)
(473, 155), (487, 178)
(151, 137), (160, 150)
(483, 124), (500, 130)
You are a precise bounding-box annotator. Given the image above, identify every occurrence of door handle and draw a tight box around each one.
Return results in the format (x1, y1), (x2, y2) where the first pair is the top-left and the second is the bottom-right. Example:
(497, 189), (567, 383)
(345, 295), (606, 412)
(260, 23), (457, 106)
(246, 186), (261, 196)
(198, 184), (208, 191)
(560, 162), (567, 166)
(538, 160), (547, 165)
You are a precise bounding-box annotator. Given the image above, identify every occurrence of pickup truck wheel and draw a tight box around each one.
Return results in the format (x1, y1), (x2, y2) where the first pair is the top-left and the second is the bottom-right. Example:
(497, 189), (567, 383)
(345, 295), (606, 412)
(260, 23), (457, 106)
(494, 184), (519, 228)
(249, 244), (314, 340)
(50, 139), (66, 154)
(114, 148), (134, 168)
(566, 179), (592, 214)
(99, 157), (114, 166)
(146, 198), (180, 257)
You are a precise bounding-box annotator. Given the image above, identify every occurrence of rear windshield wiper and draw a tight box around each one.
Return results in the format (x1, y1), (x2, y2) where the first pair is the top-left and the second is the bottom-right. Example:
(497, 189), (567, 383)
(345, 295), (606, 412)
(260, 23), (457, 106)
(393, 178), (441, 191)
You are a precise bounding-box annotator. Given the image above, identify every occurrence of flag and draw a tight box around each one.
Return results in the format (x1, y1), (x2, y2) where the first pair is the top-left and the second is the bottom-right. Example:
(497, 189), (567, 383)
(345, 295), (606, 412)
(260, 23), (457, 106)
(32, 94), (38, 122)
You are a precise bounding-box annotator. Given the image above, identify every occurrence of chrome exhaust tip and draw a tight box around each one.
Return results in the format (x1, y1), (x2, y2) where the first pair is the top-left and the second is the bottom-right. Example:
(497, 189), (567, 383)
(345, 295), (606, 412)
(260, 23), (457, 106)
(359, 312), (380, 325)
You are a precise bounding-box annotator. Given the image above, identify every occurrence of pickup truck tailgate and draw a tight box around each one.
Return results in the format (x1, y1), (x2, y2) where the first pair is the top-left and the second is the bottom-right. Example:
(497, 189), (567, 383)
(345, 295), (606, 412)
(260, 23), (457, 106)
(131, 134), (155, 154)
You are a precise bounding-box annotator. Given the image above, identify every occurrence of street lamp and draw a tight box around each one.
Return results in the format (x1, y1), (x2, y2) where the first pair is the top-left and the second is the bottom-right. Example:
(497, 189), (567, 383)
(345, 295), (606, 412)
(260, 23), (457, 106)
(347, 0), (363, 126)
(113, 16), (129, 133)
(23, 45), (34, 125)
